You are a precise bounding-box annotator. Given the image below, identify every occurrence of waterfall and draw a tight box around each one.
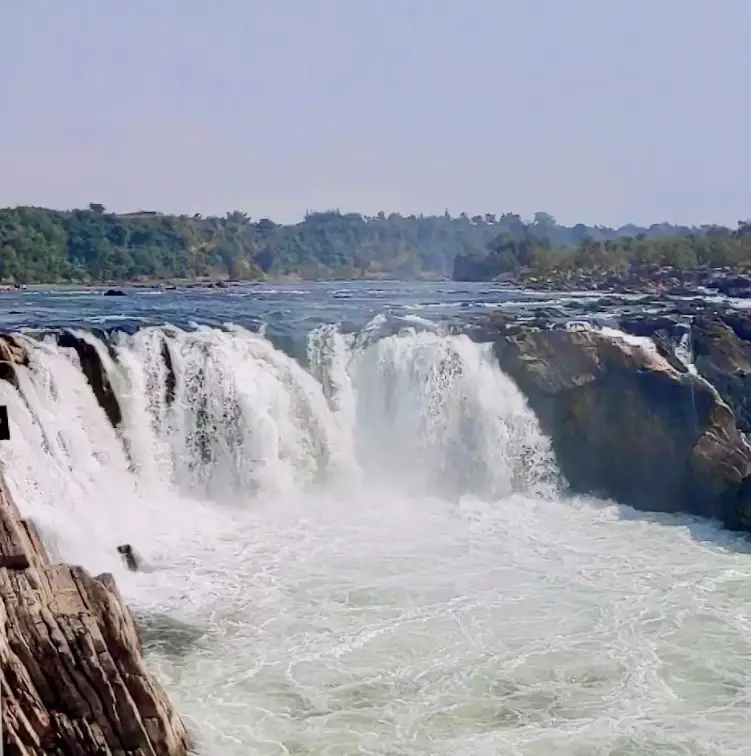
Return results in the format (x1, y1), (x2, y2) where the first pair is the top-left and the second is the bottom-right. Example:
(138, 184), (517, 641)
(1, 317), (749, 755)
(0, 320), (557, 574)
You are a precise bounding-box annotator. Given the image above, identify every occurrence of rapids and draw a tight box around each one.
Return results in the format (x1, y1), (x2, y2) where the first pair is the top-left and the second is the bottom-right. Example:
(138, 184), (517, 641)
(1, 312), (750, 755)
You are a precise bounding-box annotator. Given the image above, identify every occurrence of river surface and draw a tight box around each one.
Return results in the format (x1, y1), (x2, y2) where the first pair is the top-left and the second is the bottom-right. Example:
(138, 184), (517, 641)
(1, 282), (751, 755)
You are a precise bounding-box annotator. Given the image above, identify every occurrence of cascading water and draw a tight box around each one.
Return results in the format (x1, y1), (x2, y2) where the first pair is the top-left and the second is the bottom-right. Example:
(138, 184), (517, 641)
(111, 325), (355, 501)
(1, 318), (751, 755)
(308, 320), (558, 501)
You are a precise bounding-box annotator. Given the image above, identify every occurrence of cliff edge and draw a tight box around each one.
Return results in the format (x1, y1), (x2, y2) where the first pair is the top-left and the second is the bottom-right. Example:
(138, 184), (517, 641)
(0, 467), (190, 754)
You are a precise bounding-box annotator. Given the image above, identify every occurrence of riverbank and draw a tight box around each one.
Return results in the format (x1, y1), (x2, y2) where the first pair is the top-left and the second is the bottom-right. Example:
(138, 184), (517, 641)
(514, 263), (751, 298)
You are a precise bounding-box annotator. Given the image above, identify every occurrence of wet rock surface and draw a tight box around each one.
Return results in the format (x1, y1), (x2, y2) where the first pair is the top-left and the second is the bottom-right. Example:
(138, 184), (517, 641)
(460, 297), (751, 531)
(56, 330), (123, 428)
(491, 326), (751, 530)
(0, 472), (191, 755)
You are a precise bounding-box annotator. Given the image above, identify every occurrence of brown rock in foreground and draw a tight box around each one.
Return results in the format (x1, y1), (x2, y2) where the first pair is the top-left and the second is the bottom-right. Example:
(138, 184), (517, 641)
(0, 471), (191, 754)
(492, 326), (751, 530)
(0, 334), (29, 390)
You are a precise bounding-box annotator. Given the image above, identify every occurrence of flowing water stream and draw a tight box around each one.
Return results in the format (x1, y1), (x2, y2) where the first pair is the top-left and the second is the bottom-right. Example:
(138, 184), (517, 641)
(1, 286), (750, 754)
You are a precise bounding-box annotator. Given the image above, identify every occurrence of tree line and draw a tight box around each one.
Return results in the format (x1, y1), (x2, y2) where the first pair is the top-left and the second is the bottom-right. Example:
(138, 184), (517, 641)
(453, 219), (751, 281)
(0, 204), (747, 284)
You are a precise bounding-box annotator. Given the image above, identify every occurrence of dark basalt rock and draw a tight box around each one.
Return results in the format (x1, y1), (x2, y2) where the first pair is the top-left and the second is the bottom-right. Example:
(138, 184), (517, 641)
(161, 337), (177, 406)
(483, 264), (751, 301)
(614, 308), (751, 435)
(458, 312), (522, 342)
(103, 288), (126, 296)
(709, 274), (751, 298)
(57, 331), (122, 428)
(617, 314), (684, 338)
(488, 325), (751, 531)
(117, 543), (139, 571)
(691, 312), (751, 434)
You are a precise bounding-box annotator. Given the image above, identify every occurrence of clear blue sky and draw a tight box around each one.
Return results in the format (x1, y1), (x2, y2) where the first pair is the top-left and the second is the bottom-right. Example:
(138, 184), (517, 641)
(1, 1), (748, 227)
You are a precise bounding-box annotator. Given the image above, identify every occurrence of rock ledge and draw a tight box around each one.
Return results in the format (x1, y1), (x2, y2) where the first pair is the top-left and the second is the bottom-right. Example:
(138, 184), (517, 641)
(0, 469), (190, 754)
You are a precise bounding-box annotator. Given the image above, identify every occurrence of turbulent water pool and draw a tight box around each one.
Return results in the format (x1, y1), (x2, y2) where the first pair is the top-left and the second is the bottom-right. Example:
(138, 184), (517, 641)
(1, 283), (751, 755)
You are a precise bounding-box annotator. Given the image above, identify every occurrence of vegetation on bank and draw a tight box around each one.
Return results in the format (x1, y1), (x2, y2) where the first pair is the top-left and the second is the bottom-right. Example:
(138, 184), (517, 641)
(454, 220), (751, 282)
(0, 204), (749, 284)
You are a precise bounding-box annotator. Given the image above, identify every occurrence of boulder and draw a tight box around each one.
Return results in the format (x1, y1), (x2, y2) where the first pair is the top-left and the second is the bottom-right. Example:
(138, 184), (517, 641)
(0, 334), (28, 368)
(457, 311), (521, 342)
(691, 312), (751, 434)
(0, 472), (190, 754)
(708, 274), (751, 297)
(492, 327), (751, 530)
(117, 544), (139, 572)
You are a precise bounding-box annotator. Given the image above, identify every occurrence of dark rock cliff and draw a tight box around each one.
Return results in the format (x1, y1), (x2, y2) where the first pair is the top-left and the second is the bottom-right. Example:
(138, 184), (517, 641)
(488, 326), (751, 530)
(617, 309), (751, 435)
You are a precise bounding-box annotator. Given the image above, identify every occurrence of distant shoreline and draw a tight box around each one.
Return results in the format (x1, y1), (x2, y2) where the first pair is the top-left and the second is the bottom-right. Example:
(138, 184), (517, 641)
(0, 274), (451, 293)
(4, 205), (747, 290)
(3, 261), (751, 303)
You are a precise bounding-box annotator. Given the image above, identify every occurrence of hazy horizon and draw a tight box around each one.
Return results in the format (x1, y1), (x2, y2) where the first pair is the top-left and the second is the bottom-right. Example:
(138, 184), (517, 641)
(2, 1), (748, 229)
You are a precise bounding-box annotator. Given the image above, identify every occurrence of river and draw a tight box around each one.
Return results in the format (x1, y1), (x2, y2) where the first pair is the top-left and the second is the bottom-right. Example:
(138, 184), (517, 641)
(1, 282), (750, 754)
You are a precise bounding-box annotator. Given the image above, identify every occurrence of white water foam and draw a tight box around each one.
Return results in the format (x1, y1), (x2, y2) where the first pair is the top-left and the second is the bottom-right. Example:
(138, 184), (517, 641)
(1, 322), (751, 754)
(675, 330), (699, 375)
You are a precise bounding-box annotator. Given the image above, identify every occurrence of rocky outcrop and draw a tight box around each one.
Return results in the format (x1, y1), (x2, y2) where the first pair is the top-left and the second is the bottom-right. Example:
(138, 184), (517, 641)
(691, 312), (751, 435)
(616, 309), (751, 436)
(491, 326), (751, 530)
(454, 255), (751, 298)
(516, 264), (751, 297)
(56, 331), (122, 428)
(160, 337), (176, 407)
(0, 471), (190, 754)
(0, 335), (29, 390)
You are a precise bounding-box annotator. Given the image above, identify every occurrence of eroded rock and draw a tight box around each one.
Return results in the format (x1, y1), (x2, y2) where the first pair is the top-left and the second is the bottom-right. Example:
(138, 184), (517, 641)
(492, 326), (751, 530)
(56, 331), (122, 428)
(691, 313), (751, 435)
(0, 334), (29, 390)
(0, 473), (190, 754)
(160, 337), (176, 407)
(616, 309), (751, 435)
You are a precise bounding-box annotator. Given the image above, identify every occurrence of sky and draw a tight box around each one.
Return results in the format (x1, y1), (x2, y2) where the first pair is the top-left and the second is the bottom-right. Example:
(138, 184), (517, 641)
(1, 0), (748, 227)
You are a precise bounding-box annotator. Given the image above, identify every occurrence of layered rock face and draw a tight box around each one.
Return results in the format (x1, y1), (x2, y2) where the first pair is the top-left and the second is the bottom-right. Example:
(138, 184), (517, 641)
(0, 336), (190, 755)
(491, 326), (751, 531)
(0, 474), (191, 755)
